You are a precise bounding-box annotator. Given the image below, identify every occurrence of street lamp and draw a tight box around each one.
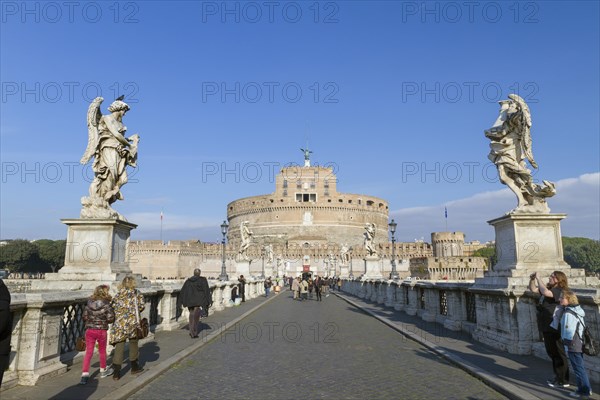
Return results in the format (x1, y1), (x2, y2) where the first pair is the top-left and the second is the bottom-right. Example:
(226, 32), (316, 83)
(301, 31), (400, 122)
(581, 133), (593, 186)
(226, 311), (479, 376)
(389, 219), (399, 280)
(348, 247), (354, 279)
(260, 246), (265, 279)
(219, 220), (229, 281)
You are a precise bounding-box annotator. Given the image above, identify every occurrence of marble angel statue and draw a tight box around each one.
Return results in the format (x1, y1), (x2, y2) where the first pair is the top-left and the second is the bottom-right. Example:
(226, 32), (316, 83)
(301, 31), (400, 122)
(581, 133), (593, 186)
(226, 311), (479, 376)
(485, 94), (555, 213)
(80, 96), (139, 219)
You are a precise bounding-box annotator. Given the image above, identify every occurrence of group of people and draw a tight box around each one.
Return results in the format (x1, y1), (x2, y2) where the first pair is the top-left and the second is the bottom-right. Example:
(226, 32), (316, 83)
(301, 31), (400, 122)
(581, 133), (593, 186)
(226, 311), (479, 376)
(80, 269), (214, 384)
(289, 275), (341, 301)
(79, 276), (146, 384)
(530, 270), (592, 399)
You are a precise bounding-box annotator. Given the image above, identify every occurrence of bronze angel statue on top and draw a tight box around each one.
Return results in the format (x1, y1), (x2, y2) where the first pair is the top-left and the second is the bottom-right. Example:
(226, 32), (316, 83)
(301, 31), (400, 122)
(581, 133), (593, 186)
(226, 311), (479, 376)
(80, 96), (140, 219)
(485, 94), (555, 214)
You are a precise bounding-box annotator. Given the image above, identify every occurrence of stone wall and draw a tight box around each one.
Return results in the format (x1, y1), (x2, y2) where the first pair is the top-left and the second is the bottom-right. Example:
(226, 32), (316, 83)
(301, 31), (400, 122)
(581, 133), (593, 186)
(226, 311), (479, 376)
(0, 279), (266, 390)
(343, 278), (600, 385)
(125, 240), (434, 279)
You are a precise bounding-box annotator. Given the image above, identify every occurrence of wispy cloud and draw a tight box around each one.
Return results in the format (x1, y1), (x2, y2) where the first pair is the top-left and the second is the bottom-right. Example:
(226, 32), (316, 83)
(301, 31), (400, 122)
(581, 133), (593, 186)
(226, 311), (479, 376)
(391, 172), (600, 242)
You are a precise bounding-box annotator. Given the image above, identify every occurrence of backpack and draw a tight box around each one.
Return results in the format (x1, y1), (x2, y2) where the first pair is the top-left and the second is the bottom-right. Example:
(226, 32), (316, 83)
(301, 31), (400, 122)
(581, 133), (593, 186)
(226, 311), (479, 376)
(568, 310), (599, 356)
(581, 325), (600, 356)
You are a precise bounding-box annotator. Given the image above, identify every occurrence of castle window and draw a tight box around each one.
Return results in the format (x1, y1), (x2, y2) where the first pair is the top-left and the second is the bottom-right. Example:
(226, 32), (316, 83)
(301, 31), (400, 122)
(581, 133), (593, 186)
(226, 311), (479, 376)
(367, 200), (374, 206)
(296, 193), (317, 202)
(324, 180), (329, 188)
(310, 181), (316, 189)
(283, 189), (287, 196)
(348, 200), (352, 204)
(358, 199), (362, 205)
(339, 199), (343, 203)
(283, 180), (288, 188)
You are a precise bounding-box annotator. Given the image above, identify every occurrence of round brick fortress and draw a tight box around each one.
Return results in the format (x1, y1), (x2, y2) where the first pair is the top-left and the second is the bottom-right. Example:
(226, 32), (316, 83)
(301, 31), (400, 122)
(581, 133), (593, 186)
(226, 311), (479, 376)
(226, 165), (389, 252)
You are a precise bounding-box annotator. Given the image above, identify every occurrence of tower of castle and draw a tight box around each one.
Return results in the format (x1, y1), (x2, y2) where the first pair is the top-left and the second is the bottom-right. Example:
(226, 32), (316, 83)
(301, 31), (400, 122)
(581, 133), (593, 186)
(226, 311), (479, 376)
(431, 232), (465, 257)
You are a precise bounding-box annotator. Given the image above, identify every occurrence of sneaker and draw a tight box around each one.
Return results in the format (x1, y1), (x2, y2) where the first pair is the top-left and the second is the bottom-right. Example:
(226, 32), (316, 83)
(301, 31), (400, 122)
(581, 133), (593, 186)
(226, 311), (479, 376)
(568, 391), (590, 399)
(79, 376), (89, 385)
(100, 367), (114, 378)
(547, 379), (570, 388)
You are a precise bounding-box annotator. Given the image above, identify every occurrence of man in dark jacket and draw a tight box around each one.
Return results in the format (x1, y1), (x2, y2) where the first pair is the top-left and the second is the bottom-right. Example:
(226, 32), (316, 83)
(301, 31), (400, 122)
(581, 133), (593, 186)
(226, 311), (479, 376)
(177, 269), (211, 338)
(0, 279), (12, 387)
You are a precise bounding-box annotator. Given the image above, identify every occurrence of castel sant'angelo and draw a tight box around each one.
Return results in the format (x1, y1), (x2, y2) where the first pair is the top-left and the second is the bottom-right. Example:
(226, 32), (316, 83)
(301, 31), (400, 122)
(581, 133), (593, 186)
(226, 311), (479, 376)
(226, 150), (389, 251)
(130, 150), (487, 279)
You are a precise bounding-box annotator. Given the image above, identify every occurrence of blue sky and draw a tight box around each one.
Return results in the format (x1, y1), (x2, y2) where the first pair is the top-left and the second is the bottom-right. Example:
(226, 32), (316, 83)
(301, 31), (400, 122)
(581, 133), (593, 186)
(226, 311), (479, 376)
(1, 1), (599, 243)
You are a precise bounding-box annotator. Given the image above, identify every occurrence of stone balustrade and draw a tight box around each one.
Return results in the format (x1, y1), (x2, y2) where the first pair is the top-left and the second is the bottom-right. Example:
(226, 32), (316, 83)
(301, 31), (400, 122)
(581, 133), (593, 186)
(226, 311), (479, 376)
(1, 278), (265, 390)
(342, 278), (600, 384)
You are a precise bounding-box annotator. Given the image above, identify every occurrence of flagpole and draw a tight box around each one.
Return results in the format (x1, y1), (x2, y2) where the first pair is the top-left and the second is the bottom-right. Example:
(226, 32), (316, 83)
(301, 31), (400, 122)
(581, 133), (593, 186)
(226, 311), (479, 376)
(445, 207), (448, 231)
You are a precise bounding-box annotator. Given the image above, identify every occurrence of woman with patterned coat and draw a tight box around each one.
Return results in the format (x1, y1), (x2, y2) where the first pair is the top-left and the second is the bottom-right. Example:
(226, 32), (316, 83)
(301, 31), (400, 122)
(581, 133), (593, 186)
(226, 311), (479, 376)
(110, 276), (145, 380)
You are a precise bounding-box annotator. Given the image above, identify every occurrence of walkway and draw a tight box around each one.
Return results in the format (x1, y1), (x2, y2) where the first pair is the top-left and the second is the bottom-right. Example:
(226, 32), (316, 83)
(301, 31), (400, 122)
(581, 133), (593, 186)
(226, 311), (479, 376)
(2, 289), (598, 399)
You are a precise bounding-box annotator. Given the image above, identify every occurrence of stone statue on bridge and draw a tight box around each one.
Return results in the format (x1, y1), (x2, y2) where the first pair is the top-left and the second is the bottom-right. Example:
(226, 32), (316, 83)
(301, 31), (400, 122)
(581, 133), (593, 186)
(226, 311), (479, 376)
(238, 221), (253, 261)
(80, 96), (140, 220)
(364, 223), (377, 257)
(264, 244), (274, 265)
(485, 94), (555, 214)
(340, 243), (350, 265)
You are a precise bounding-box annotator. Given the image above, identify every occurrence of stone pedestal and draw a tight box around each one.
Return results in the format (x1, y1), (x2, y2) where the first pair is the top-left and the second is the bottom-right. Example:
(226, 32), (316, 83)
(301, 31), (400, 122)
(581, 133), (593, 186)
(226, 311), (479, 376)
(32, 218), (145, 291)
(471, 212), (586, 355)
(362, 256), (383, 280)
(472, 213), (585, 289)
(264, 265), (274, 278)
(339, 265), (349, 278)
(235, 261), (251, 279)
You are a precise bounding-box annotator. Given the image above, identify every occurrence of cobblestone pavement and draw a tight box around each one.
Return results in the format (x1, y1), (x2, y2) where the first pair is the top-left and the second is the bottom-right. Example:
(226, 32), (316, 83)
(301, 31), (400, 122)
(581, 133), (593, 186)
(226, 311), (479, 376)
(130, 292), (507, 400)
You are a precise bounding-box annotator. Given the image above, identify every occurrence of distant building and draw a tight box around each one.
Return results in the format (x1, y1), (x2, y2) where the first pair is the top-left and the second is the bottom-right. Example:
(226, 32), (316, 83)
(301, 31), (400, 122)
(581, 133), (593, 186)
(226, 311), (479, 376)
(409, 231), (487, 280)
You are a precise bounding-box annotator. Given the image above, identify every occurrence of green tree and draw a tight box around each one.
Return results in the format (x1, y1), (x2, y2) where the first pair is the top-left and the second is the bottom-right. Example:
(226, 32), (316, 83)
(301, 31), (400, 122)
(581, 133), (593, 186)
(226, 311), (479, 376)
(35, 239), (66, 272)
(0, 239), (39, 272)
(563, 237), (600, 273)
(473, 246), (496, 267)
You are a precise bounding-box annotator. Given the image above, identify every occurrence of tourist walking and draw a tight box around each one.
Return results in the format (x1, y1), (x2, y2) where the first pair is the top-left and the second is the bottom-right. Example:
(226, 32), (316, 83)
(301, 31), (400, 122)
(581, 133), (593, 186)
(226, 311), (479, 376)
(336, 277), (342, 292)
(300, 278), (309, 301)
(0, 279), (12, 388)
(238, 275), (247, 302)
(559, 290), (592, 399)
(264, 277), (273, 297)
(79, 285), (115, 385)
(110, 276), (146, 380)
(308, 277), (314, 299)
(529, 270), (570, 388)
(291, 277), (300, 300)
(177, 269), (212, 338)
(314, 275), (322, 301)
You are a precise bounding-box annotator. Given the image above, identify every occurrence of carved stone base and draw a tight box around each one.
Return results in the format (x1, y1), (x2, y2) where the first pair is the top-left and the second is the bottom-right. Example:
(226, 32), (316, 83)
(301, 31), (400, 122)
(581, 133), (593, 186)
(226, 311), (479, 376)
(235, 261), (251, 279)
(31, 218), (144, 291)
(339, 266), (349, 278)
(472, 213), (586, 289)
(362, 256), (383, 280)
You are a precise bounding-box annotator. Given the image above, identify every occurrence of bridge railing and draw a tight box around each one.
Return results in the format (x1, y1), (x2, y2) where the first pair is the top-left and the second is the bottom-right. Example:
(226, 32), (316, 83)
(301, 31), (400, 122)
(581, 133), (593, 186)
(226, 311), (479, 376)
(1, 278), (265, 390)
(343, 278), (600, 385)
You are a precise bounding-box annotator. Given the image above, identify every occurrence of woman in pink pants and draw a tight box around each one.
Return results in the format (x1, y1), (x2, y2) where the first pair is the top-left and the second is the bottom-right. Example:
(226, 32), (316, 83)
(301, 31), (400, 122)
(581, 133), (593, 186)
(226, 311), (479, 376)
(80, 285), (115, 385)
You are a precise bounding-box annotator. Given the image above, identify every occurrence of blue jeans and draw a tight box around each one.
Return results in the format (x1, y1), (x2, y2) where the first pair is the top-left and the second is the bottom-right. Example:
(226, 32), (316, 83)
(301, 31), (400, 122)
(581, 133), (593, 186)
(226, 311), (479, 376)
(265, 287), (270, 297)
(568, 351), (591, 396)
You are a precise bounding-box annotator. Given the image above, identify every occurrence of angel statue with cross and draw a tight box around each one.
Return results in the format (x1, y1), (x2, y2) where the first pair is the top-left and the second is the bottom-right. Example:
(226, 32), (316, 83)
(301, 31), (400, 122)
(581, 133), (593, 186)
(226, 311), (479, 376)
(80, 96), (140, 219)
